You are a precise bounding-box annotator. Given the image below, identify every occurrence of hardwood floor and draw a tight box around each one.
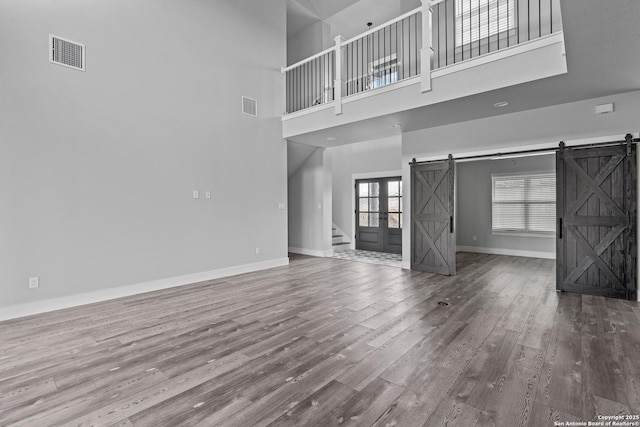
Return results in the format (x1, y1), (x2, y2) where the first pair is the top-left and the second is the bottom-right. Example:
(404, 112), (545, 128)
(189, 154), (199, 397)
(1, 253), (639, 426)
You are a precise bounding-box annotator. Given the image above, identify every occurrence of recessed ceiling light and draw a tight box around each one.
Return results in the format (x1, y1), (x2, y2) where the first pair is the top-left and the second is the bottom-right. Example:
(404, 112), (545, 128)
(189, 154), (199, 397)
(494, 101), (509, 108)
(326, 137), (336, 141)
(391, 124), (400, 128)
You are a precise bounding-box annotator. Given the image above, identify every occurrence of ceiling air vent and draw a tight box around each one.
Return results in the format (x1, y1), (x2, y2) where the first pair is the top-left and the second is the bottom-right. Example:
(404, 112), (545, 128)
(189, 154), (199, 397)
(242, 96), (258, 117)
(49, 35), (85, 71)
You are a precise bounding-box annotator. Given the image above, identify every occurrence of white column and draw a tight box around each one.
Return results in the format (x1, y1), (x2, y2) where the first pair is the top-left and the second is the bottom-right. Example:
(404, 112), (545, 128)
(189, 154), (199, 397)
(420, 0), (433, 92)
(334, 35), (346, 115)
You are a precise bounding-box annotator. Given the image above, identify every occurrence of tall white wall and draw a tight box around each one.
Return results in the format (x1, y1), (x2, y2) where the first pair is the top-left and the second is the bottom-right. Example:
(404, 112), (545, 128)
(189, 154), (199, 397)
(401, 90), (640, 265)
(288, 20), (332, 65)
(325, 0), (420, 41)
(330, 136), (402, 245)
(288, 148), (333, 256)
(0, 0), (288, 311)
(287, 0), (420, 65)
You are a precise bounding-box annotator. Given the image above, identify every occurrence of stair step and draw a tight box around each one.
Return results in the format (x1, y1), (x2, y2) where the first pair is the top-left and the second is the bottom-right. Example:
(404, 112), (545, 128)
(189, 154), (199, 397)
(332, 242), (350, 246)
(332, 234), (342, 238)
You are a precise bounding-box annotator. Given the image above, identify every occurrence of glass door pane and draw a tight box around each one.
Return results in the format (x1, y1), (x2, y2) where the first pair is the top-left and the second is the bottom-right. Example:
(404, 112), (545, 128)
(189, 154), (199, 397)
(387, 180), (402, 229)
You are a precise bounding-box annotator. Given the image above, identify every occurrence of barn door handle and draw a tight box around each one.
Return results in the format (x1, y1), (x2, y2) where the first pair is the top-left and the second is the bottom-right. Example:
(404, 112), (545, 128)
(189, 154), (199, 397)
(558, 218), (563, 239)
(450, 216), (454, 233)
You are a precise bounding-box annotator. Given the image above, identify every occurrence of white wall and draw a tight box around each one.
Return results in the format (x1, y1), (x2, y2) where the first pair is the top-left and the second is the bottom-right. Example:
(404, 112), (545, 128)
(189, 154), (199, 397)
(329, 136), (402, 245)
(325, 0), (420, 41)
(401, 90), (640, 265)
(288, 148), (333, 256)
(0, 0), (288, 311)
(456, 155), (556, 258)
(288, 20), (332, 66)
(287, 0), (420, 66)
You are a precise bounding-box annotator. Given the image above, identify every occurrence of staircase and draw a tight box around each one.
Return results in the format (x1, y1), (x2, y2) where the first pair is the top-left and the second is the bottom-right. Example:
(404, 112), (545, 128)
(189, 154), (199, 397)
(332, 225), (350, 252)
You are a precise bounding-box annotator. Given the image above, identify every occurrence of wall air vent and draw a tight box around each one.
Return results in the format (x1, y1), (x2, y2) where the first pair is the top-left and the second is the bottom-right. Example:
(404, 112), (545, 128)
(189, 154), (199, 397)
(242, 96), (258, 117)
(49, 35), (85, 71)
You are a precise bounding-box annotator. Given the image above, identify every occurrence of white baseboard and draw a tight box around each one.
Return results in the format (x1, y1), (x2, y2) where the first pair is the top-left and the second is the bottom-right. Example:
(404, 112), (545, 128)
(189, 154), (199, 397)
(288, 247), (333, 258)
(457, 245), (556, 260)
(401, 261), (411, 270)
(0, 257), (290, 322)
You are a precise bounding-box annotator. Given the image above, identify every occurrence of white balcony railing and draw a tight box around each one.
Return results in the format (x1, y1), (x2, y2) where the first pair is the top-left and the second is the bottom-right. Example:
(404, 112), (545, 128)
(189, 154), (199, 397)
(342, 9), (422, 99)
(283, 0), (562, 116)
(431, 0), (562, 68)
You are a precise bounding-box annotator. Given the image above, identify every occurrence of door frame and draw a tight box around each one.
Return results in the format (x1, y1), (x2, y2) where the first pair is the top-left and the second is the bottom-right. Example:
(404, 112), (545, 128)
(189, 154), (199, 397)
(351, 170), (403, 250)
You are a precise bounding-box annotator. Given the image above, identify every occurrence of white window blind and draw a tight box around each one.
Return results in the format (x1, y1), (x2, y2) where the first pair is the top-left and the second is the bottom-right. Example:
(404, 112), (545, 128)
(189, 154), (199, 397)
(455, 0), (516, 46)
(492, 172), (556, 234)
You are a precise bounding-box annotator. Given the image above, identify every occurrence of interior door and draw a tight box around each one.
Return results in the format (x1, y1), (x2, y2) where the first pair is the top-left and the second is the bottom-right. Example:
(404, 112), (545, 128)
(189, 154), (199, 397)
(355, 178), (403, 254)
(411, 157), (456, 275)
(556, 141), (637, 300)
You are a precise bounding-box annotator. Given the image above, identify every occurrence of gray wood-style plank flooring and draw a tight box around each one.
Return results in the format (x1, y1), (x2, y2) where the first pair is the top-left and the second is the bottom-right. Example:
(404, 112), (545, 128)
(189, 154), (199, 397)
(1, 252), (639, 426)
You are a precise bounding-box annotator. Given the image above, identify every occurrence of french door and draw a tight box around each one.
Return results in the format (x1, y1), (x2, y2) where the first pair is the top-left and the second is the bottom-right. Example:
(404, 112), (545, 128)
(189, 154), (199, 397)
(355, 177), (403, 254)
(557, 141), (637, 300)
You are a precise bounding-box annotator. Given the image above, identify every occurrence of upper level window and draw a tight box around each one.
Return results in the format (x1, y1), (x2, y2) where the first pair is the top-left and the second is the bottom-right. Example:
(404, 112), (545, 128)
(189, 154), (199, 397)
(371, 54), (398, 89)
(455, 0), (516, 46)
(492, 172), (556, 234)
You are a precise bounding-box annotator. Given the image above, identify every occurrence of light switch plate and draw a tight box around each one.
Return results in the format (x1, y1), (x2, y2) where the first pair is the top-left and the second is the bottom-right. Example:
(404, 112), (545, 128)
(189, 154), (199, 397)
(29, 277), (39, 289)
(277, 202), (286, 210)
(193, 190), (199, 199)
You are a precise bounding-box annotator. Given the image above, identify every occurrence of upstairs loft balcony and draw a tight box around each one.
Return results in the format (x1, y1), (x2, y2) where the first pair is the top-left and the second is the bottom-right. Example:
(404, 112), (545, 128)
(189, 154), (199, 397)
(282, 0), (565, 139)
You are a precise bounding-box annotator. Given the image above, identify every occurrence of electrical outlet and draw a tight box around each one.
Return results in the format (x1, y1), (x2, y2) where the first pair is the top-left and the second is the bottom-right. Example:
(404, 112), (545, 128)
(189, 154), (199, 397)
(29, 277), (39, 289)
(472, 235), (477, 241)
(205, 191), (212, 199)
(255, 247), (260, 255)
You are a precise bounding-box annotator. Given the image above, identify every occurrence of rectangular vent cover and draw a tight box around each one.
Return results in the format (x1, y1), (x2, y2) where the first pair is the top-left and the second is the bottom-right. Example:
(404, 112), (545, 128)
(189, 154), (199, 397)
(242, 96), (258, 117)
(49, 35), (85, 71)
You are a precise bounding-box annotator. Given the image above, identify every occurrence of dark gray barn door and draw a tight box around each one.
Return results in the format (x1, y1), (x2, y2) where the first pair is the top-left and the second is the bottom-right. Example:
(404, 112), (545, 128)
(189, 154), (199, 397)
(556, 141), (637, 300)
(411, 157), (456, 275)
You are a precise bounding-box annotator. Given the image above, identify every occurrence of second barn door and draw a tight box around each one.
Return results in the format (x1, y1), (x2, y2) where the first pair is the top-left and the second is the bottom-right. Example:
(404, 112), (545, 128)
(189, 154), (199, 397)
(557, 140), (637, 299)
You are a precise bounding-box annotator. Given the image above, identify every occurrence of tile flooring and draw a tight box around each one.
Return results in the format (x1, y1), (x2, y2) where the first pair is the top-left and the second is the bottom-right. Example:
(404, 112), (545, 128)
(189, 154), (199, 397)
(331, 249), (402, 268)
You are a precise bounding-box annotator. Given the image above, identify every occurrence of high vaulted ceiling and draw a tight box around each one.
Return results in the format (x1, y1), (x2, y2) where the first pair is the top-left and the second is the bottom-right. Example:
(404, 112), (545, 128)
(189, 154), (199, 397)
(289, 0), (360, 21)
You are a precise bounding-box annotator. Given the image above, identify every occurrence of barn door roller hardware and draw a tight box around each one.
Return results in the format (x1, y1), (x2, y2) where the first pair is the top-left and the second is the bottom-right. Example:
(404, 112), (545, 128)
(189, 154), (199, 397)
(409, 134), (639, 165)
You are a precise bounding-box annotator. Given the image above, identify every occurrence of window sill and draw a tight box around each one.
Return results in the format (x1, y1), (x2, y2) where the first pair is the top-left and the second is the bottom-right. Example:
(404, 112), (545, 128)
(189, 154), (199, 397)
(491, 231), (556, 239)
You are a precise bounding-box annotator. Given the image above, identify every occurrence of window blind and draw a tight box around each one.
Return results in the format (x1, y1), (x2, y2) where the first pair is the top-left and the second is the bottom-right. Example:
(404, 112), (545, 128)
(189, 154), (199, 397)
(455, 0), (516, 46)
(492, 172), (556, 234)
